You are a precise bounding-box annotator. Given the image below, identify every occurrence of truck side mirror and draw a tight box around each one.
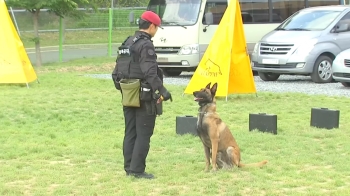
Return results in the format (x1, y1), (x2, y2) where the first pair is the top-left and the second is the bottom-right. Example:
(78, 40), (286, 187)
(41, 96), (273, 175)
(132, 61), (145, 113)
(129, 11), (134, 24)
(205, 12), (213, 25)
(203, 12), (213, 32)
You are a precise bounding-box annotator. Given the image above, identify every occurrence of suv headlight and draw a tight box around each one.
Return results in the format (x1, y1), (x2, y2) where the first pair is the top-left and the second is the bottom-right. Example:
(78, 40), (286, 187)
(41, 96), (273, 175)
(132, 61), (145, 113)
(253, 43), (259, 54)
(333, 52), (345, 66)
(293, 39), (318, 55)
(178, 44), (199, 55)
(333, 55), (342, 66)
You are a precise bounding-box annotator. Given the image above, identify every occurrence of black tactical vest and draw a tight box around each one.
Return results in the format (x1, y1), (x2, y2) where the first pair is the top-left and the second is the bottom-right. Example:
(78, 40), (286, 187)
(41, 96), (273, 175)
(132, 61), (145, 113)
(112, 35), (146, 88)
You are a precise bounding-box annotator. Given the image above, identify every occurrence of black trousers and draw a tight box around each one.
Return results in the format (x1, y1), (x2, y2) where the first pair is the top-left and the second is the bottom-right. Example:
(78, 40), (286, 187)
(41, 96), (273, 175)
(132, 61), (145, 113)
(123, 101), (156, 173)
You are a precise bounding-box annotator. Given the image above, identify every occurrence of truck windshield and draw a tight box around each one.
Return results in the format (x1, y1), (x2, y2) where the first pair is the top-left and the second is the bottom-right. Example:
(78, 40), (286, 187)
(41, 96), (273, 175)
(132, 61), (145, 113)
(277, 10), (342, 31)
(147, 0), (201, 26)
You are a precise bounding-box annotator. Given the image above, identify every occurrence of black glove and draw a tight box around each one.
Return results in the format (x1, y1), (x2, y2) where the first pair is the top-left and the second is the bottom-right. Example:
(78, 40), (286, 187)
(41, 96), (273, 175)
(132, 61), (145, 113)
(159, 86), (172, 102)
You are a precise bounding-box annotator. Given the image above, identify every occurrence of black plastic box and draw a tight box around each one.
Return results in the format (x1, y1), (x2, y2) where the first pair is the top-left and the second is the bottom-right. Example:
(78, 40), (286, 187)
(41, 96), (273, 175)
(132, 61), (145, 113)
(176, 116), (198, 136)
(249, 113), (277, 135)
(310, 108), (339, 129)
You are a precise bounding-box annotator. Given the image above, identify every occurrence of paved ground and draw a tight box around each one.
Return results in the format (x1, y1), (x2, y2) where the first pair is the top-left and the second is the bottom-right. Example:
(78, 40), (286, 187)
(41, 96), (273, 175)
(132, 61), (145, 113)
(26, 44), (120, 64)
(26, 45), (350, 98)
(87, 73), (350, 97)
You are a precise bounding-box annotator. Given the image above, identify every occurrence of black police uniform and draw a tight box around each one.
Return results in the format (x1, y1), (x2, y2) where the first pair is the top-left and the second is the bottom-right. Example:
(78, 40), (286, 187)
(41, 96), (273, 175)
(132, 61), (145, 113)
(112, 31), (168, 176)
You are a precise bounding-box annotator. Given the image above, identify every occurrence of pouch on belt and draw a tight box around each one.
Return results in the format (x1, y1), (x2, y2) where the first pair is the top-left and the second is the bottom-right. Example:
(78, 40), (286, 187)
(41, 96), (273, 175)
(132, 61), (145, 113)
(119, 79), (141, 107)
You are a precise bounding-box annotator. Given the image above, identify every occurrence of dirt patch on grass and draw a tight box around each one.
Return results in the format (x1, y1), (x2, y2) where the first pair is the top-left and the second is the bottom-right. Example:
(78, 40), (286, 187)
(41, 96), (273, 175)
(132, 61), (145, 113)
(298, 164), (333, 173)
(49, 159), (75, 166)
(5, 177), (36, 196)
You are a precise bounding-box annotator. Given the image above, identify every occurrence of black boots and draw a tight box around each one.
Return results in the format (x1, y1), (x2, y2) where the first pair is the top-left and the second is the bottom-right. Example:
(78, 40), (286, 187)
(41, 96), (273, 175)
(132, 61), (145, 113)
(126, 172), (155, 179)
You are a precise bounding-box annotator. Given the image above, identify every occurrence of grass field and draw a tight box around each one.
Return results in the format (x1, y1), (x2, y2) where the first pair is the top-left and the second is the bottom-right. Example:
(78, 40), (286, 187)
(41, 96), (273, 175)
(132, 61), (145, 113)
(1, 57), (350, 195)
(21, 29), (136, 48)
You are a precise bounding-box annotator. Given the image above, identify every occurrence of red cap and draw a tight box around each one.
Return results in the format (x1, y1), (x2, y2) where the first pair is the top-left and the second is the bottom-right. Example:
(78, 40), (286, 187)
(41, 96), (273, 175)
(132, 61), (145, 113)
(141, 11), (161, 27)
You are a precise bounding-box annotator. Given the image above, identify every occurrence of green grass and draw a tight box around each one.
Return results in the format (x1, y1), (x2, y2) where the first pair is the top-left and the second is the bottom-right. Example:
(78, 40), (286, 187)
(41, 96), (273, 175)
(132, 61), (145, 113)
(1, 57), (350, 195)
(22, 29), (136, 48)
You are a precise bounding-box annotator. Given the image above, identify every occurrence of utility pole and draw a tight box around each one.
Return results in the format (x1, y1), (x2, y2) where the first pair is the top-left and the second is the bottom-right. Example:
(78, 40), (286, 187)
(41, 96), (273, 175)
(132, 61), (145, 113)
(108, 0), (114, 57)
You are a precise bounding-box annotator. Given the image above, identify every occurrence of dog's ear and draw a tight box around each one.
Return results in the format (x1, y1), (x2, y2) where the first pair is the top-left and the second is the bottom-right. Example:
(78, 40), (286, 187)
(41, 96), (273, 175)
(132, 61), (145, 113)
(211, 83), (218, 96)
(205, 82), (211, 89)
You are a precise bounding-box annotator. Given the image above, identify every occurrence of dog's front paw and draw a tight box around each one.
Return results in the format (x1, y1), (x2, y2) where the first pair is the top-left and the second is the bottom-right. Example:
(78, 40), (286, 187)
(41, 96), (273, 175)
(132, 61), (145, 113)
(210, 167), (218, 172)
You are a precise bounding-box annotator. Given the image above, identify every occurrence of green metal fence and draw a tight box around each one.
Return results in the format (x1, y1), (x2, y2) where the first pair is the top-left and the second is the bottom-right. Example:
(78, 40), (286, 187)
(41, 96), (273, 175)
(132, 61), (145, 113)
(9, 6), (147, 61)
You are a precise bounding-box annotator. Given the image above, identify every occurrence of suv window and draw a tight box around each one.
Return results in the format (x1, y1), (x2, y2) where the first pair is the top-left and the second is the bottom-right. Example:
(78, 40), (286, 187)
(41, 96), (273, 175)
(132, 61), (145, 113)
(335, 12), (350, 33)
(277, 10), (342, 31)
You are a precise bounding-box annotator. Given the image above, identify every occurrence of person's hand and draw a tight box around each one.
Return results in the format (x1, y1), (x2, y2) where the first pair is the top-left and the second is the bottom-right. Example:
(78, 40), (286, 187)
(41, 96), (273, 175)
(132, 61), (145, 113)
(157, 97), (163, 104)
(161, 91), (172, 102)
(159, 86), (173, 102)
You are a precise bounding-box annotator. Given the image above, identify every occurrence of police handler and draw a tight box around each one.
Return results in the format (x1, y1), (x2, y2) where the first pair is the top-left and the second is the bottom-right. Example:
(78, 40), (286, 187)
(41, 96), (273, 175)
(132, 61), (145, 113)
(112, 11), (172, 179)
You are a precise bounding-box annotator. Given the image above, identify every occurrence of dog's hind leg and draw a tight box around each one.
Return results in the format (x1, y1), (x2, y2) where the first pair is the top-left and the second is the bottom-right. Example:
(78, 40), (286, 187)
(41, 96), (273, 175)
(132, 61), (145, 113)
(203, 144), (211, 172)
(216, 152), (225, 169)
(218, 151), (233, 169)
(228, 146), (241, 168)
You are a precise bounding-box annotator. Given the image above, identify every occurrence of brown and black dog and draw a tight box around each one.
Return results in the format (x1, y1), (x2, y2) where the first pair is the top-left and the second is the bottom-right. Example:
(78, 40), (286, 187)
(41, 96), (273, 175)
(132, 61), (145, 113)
(193, 82), (268, 172)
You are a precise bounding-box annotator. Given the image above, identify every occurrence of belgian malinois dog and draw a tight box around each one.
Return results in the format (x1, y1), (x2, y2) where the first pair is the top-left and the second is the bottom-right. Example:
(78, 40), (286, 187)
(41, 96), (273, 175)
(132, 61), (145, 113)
(193, 82), (268, 172)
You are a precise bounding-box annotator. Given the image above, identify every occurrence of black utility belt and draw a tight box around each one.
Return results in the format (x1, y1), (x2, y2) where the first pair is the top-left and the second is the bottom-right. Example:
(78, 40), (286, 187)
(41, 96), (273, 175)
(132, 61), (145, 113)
(140, 81), (156, 102)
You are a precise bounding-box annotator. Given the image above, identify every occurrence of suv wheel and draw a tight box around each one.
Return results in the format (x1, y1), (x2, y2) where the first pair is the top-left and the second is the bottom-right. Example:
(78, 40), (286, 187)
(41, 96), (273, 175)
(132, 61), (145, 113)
(162, 69), (182, 77)
(341, 82), (350, 87)
(258, 72), (280, 81)
(311, 55), (333, 83)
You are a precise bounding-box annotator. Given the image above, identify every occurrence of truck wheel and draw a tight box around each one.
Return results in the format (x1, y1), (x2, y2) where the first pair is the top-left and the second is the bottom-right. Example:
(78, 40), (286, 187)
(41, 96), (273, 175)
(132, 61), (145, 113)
(311, 55), (333, 83)
(258, 72), (280, 81)
(341, 82), (350, 87)
(162, 69), (182, 77)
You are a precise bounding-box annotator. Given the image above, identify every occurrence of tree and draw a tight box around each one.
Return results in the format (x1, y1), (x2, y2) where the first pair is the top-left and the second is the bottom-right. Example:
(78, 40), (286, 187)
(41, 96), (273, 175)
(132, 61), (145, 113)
(89, 0), (111, 7)
(88, 0), (150, 8)
(115, 0), (149, 7)
(6, 0), (92, 67)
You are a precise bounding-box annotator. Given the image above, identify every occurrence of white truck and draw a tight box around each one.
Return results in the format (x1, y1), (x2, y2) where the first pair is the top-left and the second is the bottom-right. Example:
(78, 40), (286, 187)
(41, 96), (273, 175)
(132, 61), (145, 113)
(142, 0), (343, 76)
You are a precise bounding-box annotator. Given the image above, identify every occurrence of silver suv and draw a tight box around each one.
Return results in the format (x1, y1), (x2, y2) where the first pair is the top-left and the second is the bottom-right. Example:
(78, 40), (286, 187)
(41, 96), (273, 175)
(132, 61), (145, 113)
(251, 5), (350, 83)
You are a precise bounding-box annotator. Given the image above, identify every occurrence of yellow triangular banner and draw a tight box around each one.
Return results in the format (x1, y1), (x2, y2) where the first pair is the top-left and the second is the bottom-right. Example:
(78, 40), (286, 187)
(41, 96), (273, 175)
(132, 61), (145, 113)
(184, 0), (256, 97)
(0, 0), (37, 85)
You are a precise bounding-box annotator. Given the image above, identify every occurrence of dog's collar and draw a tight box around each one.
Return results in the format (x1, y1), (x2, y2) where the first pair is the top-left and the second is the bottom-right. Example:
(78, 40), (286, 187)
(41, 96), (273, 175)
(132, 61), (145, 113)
(198, 102), (208, 107)
(198, 101), (213, 107)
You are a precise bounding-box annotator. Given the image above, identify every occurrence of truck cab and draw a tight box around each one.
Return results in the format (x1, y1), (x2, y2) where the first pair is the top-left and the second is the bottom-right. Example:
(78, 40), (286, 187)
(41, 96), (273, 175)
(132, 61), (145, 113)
(144, 0), (281, 76)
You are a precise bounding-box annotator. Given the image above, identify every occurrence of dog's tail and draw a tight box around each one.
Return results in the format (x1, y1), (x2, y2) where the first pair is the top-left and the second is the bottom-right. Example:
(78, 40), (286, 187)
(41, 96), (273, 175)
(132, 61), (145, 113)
(238, 160), (268, 168)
